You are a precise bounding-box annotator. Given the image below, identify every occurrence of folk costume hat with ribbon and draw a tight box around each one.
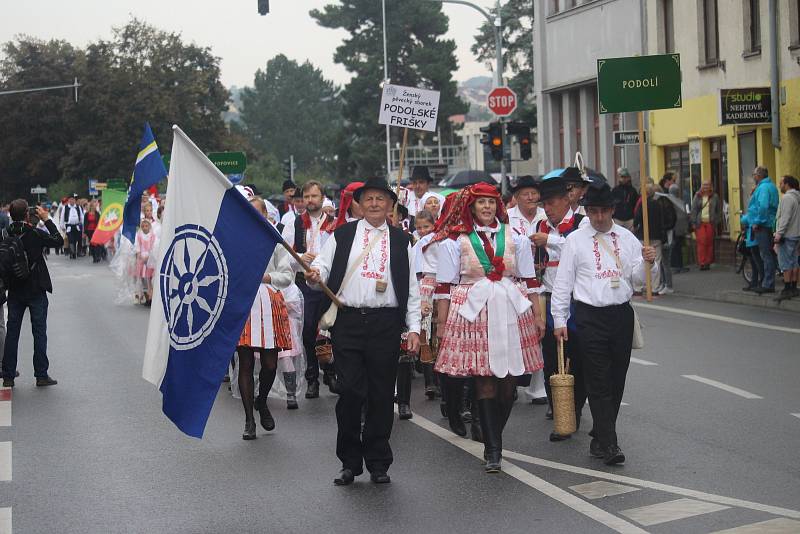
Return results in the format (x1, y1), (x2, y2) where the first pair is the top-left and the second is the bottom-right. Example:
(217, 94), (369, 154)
(334, 181), (364, 229)
(410, 165), (433, 182)
(580, 171), (615, 208)
(353, 177), (399, 204)
(511, 175), (540, 194)
(449, 182), (507, 237)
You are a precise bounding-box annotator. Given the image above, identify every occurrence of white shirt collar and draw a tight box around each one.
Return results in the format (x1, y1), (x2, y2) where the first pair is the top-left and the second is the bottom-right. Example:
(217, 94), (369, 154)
(361, 219), (388, 232)
(474, 219), (501, 234)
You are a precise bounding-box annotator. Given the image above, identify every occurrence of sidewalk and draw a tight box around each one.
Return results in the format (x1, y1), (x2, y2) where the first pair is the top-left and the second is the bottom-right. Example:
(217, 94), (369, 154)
(667, 264), (800, 313)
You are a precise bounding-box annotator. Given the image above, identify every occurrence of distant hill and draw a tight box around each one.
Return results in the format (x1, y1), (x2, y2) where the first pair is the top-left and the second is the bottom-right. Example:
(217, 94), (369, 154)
(458, 76), (492, 121)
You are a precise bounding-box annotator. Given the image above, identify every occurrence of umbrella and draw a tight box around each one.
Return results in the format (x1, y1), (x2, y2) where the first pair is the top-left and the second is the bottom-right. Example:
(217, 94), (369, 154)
(442, 170), (496, 188)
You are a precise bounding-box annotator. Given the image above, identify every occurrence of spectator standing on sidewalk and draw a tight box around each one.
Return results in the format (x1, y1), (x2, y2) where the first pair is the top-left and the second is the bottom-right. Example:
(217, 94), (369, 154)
(634, 184), (665, 292)
(741, 166), (780, 294)
(690, 181), (722, 271)
(1, 199), (63, 387)
(774, 175), (800, 301)
(667, 184), (690, 273)
(654, 184), (677, 293)
(612, 168), (638, 230)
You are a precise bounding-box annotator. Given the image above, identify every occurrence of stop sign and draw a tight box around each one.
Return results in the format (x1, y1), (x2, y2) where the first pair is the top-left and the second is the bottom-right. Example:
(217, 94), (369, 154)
(487, 86), (517, 116)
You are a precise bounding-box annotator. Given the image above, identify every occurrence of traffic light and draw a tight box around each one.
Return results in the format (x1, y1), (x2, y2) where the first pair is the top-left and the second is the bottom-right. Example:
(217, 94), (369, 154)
(506, 122), (532, 161)
(258, 0), (269, 15)
(480, 122), (504, 162)
(282, 158), (293, 180)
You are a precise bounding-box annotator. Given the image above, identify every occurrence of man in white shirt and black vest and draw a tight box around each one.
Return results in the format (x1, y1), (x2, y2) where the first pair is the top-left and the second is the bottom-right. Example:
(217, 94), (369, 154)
(530, 169), (589, 440)
(307, 177), (421, 486)
(552, 178), (657, 465)
(281, 180), (337, 398)
(62, 194), (84, 259)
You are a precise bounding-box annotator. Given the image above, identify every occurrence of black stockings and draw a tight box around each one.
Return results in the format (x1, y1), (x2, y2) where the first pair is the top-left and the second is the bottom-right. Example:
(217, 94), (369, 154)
(237, 346), (278, 421)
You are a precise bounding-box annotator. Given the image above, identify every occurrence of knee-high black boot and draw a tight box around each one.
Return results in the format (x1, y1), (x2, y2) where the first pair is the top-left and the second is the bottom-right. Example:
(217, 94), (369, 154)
(437, 372), (447, 417)
(423, 363), (436, 399)
(444, 377), (467, 437)
(477, 398), (502, 473)
(283, 372), (298, 410)
(461, 379), (473, 423)
(397, 362), (413, 420)
(470, 386), (483, 442)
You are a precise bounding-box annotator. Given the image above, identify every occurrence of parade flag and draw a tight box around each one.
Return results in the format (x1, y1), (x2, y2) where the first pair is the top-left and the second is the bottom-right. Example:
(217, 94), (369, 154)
(122, 122), (167, 244)
(142, 125), (283, 438)
(90, 188), (126, 246)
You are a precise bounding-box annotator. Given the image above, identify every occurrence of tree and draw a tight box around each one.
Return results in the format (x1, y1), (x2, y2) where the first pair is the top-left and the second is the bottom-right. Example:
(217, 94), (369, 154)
(238, 54), (343, 182)
(311, 0), (468, 177)
(0, 19), (232, 201)
(472, 0), (535, 126)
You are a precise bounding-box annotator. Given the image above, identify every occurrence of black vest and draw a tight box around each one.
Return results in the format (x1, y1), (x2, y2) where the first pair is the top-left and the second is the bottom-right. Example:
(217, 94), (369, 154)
(318, 221), (410, 322)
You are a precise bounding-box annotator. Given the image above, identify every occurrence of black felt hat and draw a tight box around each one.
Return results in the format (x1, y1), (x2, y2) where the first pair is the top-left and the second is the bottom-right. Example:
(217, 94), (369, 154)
(560, 166), (588, 185)
(537, 177), (570, 201)
(282, 180), (297, 192)
(292, 187), (303, 199)
(410, 166), (433, 182)
(511, 175), (540, 193)
(353, 177), (399, 203)
(581, 172), (614, 207)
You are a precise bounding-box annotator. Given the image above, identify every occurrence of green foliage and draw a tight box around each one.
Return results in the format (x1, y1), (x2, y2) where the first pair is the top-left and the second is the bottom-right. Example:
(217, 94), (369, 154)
(0, 18), (232, 201)
(310, 0), (468, 177)
(238, 54), (343, 182)
(472, 0), (536, 126)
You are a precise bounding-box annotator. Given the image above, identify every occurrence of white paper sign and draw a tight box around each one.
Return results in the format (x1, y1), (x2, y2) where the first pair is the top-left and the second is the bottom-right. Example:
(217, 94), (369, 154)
(378, 84), (440, 132)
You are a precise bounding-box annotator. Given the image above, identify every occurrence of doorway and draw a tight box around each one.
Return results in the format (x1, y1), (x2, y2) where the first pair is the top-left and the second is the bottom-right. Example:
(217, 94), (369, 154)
(738, 131), (757, 212)
(709, 137), (729, 233)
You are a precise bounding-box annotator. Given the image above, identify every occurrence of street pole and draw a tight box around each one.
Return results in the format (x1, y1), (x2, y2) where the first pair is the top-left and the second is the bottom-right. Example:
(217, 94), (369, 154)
(0, 78), (81, 102)
(290, 155), (295, 182)
(382, 0), (392, 178)
(425, 0), (505, 190)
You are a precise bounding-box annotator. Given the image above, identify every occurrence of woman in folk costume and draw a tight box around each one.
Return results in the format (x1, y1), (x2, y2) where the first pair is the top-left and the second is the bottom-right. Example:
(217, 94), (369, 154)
(237, 196), (295, 440)
(434, 182), (545, 473)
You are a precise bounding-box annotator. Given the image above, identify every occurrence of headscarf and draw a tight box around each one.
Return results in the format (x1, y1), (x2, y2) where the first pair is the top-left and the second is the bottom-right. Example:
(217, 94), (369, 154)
(427, 183), (505, 246)
(419, 191), (445, 218)
(334, 181), (364, 229)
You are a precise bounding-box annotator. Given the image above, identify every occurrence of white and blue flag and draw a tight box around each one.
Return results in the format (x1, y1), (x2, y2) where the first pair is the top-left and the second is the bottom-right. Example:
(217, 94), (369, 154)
(143, 125), (282, 438)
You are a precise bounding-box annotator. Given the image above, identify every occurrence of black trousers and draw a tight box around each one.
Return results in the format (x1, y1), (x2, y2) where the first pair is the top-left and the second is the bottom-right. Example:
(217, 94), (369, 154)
(66, 226), (81, 257)
(298, 282), (326, 383)
(574, 301), (634, 449)
(542, 323), (587, 419)
(331, 307), (402, 474)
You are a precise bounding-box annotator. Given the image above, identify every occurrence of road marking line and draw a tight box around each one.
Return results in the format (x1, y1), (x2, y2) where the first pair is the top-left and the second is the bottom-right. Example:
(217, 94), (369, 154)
(791, 413), (800, 420)
(0, 507), (10, 534)
(570, 481), (640, 500)
(633, 302), (800, 335)
(409, 413), (648, 534)
(0, 442), (10, 481)
(709, 518), (800, 533)
(620, 402), (630, 406)
(620, 498), (729, 526)
(630, 357), (658, 366)
(682, 375), (763, 399)
(502, 450), (800, 519)
(0, 403), (9, 427)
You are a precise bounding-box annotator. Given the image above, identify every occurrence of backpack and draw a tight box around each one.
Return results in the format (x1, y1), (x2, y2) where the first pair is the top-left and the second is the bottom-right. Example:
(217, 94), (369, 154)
(0, 230), (32, 281)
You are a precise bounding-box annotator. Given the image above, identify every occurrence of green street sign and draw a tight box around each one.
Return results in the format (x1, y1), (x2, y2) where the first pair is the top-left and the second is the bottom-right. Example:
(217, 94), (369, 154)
(597, 54), (682, 114)
(207, 151), (247, 175)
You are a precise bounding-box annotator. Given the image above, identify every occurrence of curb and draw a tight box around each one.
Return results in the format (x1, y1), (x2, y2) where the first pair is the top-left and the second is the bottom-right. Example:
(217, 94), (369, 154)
(672, 289), (800, 313)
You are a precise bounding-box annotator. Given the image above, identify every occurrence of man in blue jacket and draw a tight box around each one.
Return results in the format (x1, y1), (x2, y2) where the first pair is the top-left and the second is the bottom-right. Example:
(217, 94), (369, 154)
(741, 166), (780, 293)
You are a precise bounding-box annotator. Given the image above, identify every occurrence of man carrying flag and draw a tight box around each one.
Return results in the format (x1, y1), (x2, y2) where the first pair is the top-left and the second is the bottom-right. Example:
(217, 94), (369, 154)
(123, 123), (167, 244)
(142, 126), (283, 438)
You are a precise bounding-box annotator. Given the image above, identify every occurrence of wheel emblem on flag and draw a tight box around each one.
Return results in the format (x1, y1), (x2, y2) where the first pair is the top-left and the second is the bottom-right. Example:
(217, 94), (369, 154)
(159, 224), (228, 351)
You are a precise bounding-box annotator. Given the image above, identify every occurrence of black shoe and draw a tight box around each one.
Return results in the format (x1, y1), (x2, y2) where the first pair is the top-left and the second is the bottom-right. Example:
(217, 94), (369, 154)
(334, 468), (356, 486)
(305, 381), (319, 399)
(791, 287), (800, 297)
(755, 287), (775, 294)
(549, 432), (571, 442)
(222, 374), (230, 383)
(14, 371), (19, 377)
(603, 445), (625, 465)
(327, 375), (341, 395)
(531, 397), (548, 405)
(2, 378), (13, 388)
(398, 404), (413, 420)
(775, 289), (794, 302)
(255, 396), (275, 431)
(370, 471), (391, 484)
(545, 406), (553, 420)
(36, 376), (57, 387)
(424, 386), (437, 400)
(286, 394), (299, 410)
(242, 419), (256, 440)
(589, 438), (604, 458)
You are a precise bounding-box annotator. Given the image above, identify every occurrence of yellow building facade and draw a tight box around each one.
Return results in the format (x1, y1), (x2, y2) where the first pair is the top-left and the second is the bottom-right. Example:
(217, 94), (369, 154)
(646, 0), (800, 240)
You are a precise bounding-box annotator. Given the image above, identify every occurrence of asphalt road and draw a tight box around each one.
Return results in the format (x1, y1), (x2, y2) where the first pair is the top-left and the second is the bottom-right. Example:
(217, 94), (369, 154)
(1, 254), (799, 534)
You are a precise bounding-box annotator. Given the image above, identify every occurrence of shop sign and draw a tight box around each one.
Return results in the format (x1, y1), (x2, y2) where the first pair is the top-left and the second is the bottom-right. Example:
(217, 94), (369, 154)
(720, 87), (771, 125)
(597, 54), (682, 113)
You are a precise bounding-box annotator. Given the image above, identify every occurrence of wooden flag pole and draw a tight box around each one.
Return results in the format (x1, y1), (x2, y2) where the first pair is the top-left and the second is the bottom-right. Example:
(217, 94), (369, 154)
(637, 111), (653, 301)
(279, 242), (342, 307)
(393, 127), (409, 221)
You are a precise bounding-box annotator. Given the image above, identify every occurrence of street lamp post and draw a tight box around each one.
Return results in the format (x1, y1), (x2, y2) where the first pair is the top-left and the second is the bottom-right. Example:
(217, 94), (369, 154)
(424, 0), (508, 193)
(381, 0), (392, 178)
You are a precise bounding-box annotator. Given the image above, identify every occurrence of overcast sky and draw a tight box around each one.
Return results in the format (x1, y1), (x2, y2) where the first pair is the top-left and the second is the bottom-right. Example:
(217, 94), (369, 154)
(2, 0), (496, 88)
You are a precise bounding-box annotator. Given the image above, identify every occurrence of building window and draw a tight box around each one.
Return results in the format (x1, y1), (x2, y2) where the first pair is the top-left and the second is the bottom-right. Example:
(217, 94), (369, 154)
(662, 0), (675, 53)
(701, 0), (720, 64)
(665, 144), (691, 205)
(554, 96), (565, 167)
(790, 0), (800, 48)
(550, 0), (561, 15)
(744, 0), (761, 54)
(572, 91), (582, 157)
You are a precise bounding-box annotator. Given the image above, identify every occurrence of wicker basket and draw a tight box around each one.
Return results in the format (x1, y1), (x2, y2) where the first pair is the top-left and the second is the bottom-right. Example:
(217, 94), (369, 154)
(315, 339), (333, 365)
(550, 338), (576, 436)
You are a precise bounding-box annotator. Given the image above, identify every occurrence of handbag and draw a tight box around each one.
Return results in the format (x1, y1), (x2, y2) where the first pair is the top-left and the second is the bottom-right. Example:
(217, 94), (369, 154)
(319, 229), (385, 330)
